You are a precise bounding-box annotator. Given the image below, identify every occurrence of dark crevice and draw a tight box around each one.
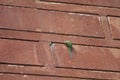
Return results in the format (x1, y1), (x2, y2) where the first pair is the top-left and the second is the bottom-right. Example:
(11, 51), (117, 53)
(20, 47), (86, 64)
(113, 38), (120, 41)
(52, 41), (120, 49)
(0, 62), (44, 67)
(2, 37), (119, 49)
(0, 37), (39, 42)
(40, 0), (120, 9)
(55, 66), (120, 73)
(0, 2), (120, 17)
(0, 33), (120, 49)
(108, 15), (120, 18)
(0, 28), (105, 39)
(0, 3), (99, 16)
(0, 72), (111, 80)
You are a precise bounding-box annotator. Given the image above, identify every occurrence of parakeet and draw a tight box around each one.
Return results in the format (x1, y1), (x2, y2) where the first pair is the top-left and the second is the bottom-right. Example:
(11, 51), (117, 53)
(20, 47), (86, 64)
(64, 41), (73, 58)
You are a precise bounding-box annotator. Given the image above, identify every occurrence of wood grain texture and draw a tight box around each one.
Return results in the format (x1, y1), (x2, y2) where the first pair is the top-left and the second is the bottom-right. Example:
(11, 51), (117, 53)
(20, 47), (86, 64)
(0, 0), (120, 79)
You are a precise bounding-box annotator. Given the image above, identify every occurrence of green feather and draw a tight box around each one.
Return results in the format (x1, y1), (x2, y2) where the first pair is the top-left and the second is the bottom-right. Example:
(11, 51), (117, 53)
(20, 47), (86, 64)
(64, 41), (73, 58)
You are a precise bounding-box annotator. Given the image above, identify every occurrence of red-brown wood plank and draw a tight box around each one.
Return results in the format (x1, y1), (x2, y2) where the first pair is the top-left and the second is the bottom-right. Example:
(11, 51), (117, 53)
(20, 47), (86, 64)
(53, 43), (120, 71)
(108, 17), (120, 40)
(0, 6), (104, 38)
(1, 29), (120, 49)
(0, 39), (44, 65)
(0, 1), (120, 16)
(0, 0), (120, 79)
(43, 0), (120, 8)
(0, 74), (81, 80)
(0, 64), (119, 79)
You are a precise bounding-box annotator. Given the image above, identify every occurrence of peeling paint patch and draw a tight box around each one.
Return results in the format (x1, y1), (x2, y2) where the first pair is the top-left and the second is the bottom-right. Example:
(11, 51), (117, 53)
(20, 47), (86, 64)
(76, 13), (92, 16)
(68, 12), (92, 16)
(98, 16), (101, 22)
(23, 75), (28, 78)
(109, 49), (120, 59)
(35, 0), (62, 5)
(7, 65), (18, 67)
(8, 6), (12, 8)
(36, 29), (42, 31)
(19, 65), (24, 68)
(68, 13), (76, 15)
